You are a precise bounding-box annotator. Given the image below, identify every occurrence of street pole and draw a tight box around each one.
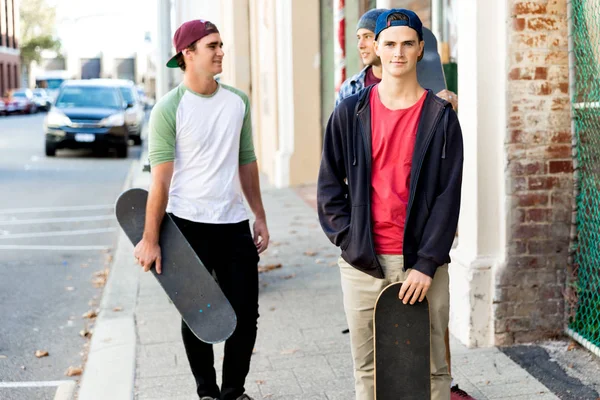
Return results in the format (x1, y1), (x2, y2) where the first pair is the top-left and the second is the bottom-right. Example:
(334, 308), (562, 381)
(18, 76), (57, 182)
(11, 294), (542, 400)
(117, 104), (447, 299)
(156, 0), (172, 100)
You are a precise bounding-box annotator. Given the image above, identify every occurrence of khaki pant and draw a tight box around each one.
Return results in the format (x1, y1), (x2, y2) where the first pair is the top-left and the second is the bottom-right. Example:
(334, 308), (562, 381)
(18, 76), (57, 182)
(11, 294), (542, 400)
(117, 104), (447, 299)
(339, 255), (451, 400)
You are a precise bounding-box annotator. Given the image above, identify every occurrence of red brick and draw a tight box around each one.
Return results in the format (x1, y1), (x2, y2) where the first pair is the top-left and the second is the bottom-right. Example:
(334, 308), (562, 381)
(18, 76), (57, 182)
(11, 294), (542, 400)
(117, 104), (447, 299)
(545, 51), (569, 65)
(551, 97), (570, 111)
(513, 2), (547, 15)
(526, 208), (552, 222)
(510, 130), (525, 143)
(528, 17), (561, 31)
(511, 256), (541, 268)
(510, 160), (547, 176)
(535, 67), (548, 80)
(546, 145), (572, 158)
(518, 193), (549, 207)
(548, 160), (573, 173)
(529, 176), (559, 190)
(550, 131), (572, 143)
(547, 0), (567, 16)
(527, 240), (551, 254)
(509, 68), (521, 80)
(551, 192), (572, 207)
(514, 17), (527, 31)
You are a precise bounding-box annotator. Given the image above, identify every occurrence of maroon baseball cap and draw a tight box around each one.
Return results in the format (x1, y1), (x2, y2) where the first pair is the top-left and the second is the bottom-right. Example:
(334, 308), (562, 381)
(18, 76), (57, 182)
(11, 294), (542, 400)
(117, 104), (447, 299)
(166, 19), (220, 68)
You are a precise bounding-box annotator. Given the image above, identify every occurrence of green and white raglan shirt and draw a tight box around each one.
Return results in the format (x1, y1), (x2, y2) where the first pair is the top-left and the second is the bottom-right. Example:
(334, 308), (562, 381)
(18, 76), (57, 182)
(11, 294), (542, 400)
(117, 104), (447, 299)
(148, 83), (257, 224)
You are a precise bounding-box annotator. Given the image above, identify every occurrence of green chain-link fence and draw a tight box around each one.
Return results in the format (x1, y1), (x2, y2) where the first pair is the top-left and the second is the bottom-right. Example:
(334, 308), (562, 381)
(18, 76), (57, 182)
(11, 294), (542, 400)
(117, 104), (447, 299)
(568, 0), (600, 353)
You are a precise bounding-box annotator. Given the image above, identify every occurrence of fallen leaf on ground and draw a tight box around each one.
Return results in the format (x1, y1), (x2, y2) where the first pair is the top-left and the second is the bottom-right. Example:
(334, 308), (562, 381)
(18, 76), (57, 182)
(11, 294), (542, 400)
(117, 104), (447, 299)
(263, 395), (273, 399)
(282, 274), (296, 280)
(270, 307), (276, 311)
(258, 264), (282, 273)
(65, 366), (83, 376)
(328, 262), (338, 267)
(35, 350), (49, 358)
(79, 329), (91, 338)
(256, 380), (266, 385)
(113, 306), (123, 312)
(106, 255), (113, 263)
(280, 349), (299, 355)
(102, 338), (112, 343)
(304, 250), (318, 256)
(252, 348), (257, 354)
(315, 259), (325, 264)
(82, 310), (98, 319)
(567, 340), (577, 351)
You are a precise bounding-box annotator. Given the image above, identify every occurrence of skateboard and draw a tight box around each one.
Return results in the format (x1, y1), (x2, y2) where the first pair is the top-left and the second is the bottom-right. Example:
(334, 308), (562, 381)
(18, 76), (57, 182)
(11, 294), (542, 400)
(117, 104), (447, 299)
(374, 282), (431, 400)
(115, 188), (237, 344)
(417, 27), (447, 95)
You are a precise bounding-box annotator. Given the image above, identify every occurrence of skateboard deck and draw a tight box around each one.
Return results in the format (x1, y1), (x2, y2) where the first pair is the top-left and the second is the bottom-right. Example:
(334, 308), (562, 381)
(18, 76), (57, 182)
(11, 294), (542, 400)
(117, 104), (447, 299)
(115, 188), (237, 344)
(374, 282), (431, 400)
(417, 27), (447, 94)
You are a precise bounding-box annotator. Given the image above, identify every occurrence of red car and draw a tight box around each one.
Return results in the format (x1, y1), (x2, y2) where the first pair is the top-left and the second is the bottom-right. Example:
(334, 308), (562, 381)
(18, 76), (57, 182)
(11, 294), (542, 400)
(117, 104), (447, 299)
(4, 89), (38, 114)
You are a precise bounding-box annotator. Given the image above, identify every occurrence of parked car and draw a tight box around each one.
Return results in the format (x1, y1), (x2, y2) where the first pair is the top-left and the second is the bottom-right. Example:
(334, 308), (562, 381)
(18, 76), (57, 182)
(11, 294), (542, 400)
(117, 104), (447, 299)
(44, 80), (130, 158)
(92, 79), (145, 145)
(6, 89), (37, 114)
(32, 88), (53, 111)
(0, 100), (5, 116)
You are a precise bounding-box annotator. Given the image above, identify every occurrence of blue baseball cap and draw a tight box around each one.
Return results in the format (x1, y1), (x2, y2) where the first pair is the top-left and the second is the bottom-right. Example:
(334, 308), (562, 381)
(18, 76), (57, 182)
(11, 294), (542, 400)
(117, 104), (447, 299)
(374, 9), (423, 41)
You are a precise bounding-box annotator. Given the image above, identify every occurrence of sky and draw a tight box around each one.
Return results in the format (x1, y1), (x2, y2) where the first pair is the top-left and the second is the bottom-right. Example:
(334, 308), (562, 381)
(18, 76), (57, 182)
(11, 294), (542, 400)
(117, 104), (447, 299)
(51, 0), (158, 56)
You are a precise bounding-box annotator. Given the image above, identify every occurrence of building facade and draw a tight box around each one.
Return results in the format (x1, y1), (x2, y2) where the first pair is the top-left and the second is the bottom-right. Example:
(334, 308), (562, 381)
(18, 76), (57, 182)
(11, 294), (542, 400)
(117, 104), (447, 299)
(157, 0), (593, 350)
(0, 0), (20, 96)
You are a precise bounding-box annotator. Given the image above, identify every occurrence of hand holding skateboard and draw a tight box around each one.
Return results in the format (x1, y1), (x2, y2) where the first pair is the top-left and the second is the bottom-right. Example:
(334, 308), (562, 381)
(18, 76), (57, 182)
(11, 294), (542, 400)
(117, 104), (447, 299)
(398, 269), (433, 305)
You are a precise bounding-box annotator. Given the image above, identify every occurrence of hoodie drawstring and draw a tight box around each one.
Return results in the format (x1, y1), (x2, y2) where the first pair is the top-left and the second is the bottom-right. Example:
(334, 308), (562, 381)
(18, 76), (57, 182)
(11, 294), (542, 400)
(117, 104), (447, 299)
(442, 107), (449, 159)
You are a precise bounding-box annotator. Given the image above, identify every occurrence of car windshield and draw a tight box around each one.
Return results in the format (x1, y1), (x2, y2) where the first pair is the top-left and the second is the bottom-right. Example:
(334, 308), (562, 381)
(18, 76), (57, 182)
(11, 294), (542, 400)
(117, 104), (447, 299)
(45, 79), (66, 90)
(33, 89), (47, 96)
(56, 86), (123, 109)
(118, 87), (135, 104)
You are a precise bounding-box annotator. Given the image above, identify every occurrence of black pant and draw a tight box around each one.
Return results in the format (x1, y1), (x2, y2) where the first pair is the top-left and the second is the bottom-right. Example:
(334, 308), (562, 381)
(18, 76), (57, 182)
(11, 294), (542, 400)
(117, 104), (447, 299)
(171, 215), (260, 400)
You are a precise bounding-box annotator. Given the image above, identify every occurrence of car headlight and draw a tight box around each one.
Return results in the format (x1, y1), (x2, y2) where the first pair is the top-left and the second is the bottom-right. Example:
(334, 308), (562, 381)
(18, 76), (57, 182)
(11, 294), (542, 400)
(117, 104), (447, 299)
(45, 110), (72, 128)
(100, 113), (125, 127)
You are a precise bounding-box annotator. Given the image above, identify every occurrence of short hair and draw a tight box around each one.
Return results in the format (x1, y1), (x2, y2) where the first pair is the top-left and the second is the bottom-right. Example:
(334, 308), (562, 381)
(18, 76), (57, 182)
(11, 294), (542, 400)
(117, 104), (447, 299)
(175, 40), (199, 71)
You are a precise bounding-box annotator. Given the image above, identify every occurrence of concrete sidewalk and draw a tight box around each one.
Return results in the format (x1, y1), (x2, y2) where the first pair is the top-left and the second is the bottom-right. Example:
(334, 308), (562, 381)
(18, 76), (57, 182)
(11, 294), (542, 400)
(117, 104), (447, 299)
(81, 165), (564, 400)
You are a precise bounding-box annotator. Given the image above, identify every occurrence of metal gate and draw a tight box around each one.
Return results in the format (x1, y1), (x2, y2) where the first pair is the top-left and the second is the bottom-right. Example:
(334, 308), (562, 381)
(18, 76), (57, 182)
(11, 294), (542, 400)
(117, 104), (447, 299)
(567, 0), (600, 357)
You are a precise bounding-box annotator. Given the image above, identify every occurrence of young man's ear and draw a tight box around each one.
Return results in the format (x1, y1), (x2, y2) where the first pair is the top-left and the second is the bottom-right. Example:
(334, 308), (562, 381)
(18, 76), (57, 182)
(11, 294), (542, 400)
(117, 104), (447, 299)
(374, 40), (380, 57)
(417, 40), (424, 62)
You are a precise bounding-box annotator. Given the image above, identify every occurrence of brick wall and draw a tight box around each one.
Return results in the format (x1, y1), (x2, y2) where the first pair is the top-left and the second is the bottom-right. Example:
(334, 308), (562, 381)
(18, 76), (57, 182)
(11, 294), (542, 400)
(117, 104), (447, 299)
(387, 0), (431, 28)
(498, 0), (572, 345)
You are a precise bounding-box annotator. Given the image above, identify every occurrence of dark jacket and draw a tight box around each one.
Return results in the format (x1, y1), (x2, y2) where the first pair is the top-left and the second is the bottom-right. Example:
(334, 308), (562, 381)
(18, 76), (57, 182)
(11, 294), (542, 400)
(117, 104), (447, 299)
(317, 87), (464, 279)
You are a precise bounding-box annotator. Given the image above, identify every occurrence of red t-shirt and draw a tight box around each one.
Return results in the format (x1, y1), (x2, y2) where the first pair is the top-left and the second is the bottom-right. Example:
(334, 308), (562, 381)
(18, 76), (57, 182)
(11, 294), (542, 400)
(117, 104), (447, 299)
(370, 86), (427, 254)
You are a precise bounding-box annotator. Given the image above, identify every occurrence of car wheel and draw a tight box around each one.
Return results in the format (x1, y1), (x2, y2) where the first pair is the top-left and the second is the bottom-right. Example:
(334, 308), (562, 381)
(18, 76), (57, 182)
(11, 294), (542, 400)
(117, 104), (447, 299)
(45, 142), (57, 157)
(116, 143), (129, 158)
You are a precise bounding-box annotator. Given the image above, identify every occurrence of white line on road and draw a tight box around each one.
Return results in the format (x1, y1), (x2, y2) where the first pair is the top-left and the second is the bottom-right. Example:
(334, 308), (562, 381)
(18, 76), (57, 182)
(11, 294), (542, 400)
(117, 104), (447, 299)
(0, 380), (71, 388)
(0, 245), (111, 251)
(0, 204), (114, 215)
(0, 227), (117, 239)
(0, 215), (114, 225)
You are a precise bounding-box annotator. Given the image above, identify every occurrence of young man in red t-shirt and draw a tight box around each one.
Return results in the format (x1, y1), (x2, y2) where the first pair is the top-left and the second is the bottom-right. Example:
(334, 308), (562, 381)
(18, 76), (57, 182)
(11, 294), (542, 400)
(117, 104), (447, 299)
(318, 9), (464, 400)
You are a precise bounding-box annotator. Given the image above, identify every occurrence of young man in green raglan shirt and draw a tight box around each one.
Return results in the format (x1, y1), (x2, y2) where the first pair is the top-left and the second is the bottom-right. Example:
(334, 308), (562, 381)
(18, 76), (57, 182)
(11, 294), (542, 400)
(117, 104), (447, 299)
(133, 19), (268, 400)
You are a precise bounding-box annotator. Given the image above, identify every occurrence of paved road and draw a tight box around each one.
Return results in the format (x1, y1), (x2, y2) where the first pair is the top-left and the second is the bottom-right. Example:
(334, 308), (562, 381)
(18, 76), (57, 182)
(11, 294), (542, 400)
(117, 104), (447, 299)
(0, 112), (140, 399)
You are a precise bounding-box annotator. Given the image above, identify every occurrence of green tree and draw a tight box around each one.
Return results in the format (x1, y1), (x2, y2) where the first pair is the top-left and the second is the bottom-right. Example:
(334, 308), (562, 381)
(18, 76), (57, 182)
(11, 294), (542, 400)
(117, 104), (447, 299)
(20, 0), (61, 74)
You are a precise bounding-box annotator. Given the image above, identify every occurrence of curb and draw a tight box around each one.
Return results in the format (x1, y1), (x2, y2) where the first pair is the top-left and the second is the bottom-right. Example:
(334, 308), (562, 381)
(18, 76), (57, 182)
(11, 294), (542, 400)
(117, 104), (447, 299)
(77, 151), (147, 400)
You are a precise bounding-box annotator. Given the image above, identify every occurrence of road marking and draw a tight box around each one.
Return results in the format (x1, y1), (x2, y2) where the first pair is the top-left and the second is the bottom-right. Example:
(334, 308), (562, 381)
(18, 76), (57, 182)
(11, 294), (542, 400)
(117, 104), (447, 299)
(0, 215), (114, 225)
(0, 380), (71, 388)
(0, 245), (111, 251)
(0, 204), (114, 215)
(0, 227), (117, 239)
